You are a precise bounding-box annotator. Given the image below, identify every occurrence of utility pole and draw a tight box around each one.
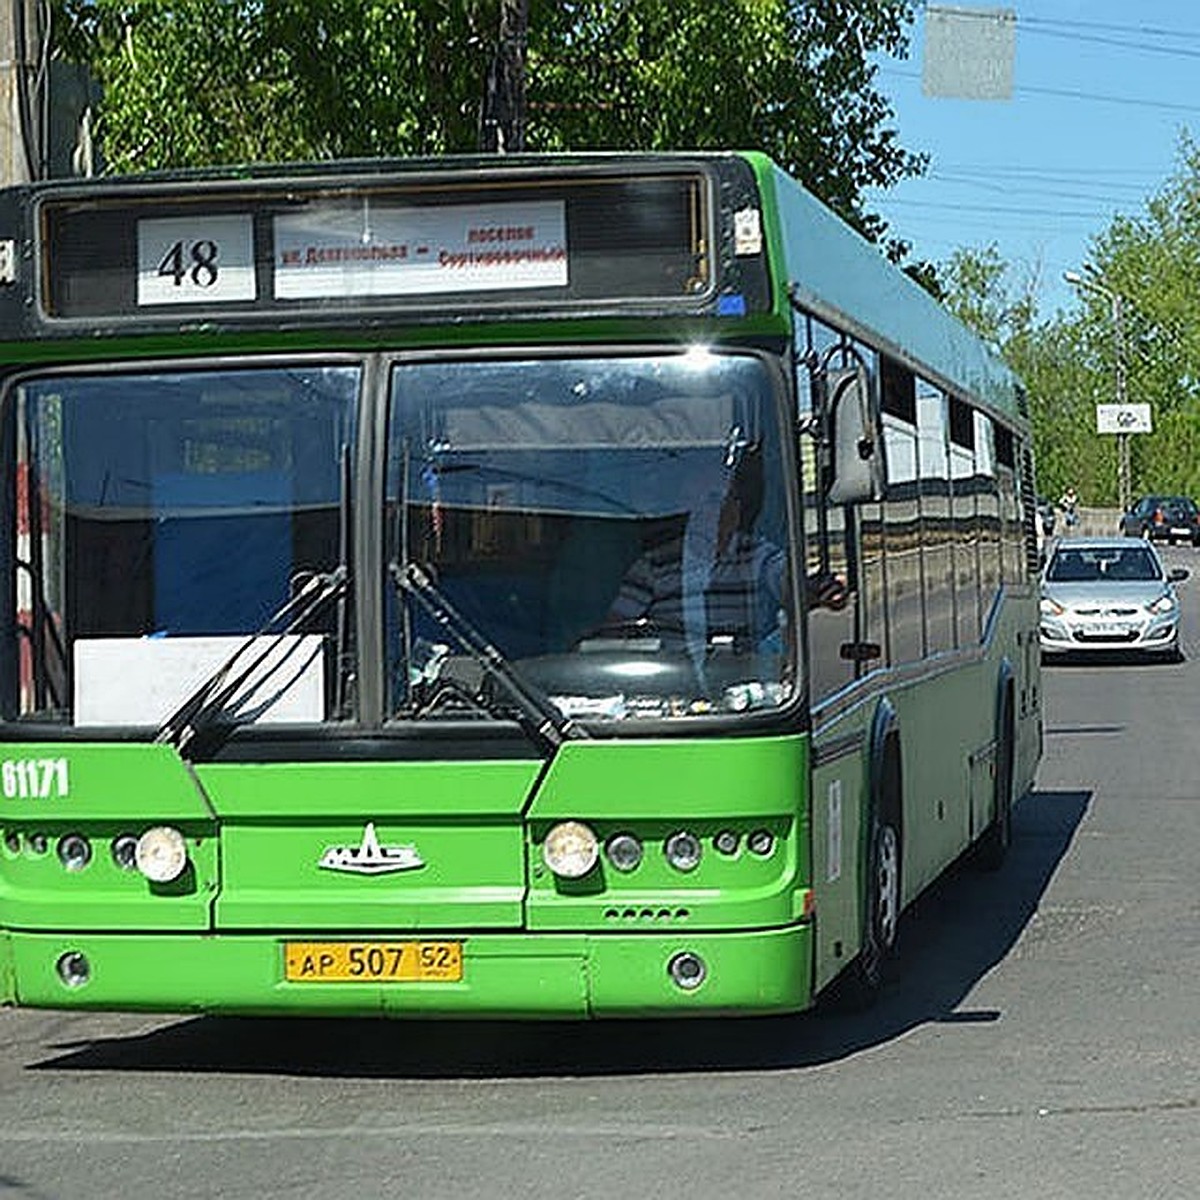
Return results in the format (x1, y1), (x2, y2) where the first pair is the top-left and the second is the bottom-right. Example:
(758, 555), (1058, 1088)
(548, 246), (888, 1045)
(1112, 288), (1131, 513)
(0, 0), (41, 184)
(1064, 267), (1134, 512)
(479, 0), (529, 153)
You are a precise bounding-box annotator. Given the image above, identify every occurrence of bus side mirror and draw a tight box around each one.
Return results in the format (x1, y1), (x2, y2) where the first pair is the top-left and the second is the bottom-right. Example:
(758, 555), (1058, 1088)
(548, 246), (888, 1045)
(826, 366), (885, 505)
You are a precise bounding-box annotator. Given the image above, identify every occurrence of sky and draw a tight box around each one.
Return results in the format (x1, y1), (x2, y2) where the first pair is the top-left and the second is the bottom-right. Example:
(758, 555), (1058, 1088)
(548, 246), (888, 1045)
(864, 1), (1200, 319)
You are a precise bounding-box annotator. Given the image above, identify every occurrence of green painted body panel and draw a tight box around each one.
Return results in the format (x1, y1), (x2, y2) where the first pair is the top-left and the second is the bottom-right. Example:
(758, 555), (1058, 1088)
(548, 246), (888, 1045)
(0, 742), (214, 820)
(0, 743), (217, 931)
(7, 924), (812, 1018)
(1, 735), (816, 1014)
(193, 758), (543, 818)
(747, 154), (1026, 426)
(806, 591), (1043, 994)
(213, 821), (526, 930)
(529, 735), (805, 819)
(0, 831), (218, 931)
(526, 736), (809, 932)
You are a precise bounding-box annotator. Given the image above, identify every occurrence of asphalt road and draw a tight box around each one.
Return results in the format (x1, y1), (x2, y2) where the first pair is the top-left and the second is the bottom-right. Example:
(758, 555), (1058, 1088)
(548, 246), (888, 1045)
(3, 544), (1199, 1200)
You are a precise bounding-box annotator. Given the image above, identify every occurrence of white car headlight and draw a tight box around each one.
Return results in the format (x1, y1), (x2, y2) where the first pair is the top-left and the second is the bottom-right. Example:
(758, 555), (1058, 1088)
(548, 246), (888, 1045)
(1149, 593), (1178, 615)
(1040, 596), (1065, 616)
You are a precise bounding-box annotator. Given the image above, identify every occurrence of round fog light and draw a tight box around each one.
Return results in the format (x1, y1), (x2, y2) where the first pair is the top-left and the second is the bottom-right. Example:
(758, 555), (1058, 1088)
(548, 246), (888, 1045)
(542, 820), (600, 879)
(56, 834), (92, 872)
(56, 951), (90, 988)
(605, 832), (644, 873)
(135, 825), (189, 883)
(664, 830), (702, 872)
(667, 951), (707, 990)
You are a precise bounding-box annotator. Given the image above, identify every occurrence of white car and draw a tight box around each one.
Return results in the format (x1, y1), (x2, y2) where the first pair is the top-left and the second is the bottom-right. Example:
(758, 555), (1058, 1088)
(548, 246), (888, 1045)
(1040, 537), (1188, 660)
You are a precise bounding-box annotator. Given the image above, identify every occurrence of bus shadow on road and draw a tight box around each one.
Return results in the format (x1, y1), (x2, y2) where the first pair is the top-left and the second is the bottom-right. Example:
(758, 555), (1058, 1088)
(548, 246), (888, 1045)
(32, 788), (1089, 1079)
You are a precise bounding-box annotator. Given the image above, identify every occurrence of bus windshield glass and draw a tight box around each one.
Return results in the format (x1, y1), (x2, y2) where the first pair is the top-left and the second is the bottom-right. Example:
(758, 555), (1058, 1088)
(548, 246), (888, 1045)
(387, 350), (796, 722)
(10, 364), (359, 725)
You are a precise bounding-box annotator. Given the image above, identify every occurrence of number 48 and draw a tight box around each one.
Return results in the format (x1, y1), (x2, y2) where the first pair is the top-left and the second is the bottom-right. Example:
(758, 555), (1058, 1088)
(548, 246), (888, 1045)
(157, 239), (220, 288)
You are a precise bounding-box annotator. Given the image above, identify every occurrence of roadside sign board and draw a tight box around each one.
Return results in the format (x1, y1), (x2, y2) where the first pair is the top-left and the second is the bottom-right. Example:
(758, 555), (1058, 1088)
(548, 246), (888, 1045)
(1096, 403), (1152, 434)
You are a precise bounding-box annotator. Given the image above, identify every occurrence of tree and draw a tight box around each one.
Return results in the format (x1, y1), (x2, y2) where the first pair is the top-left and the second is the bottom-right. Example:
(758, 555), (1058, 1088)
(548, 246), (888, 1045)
(1061, 137), (1200, 501)
(52, 1), (496, 169)
(938, 243), (1037, 351)
(528, 0), (924, 238)
(52, 1), (923, 243)
(937, 244), (1112, 502)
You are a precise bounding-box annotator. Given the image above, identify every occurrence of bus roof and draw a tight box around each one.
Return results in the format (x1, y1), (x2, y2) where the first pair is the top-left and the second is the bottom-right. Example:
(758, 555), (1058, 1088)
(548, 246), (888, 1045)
(751, 154), (1025, 424)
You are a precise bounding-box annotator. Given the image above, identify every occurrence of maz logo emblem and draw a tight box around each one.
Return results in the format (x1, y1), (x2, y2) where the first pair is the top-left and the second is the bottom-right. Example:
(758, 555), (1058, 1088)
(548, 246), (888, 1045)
(318, 822), (426, 875)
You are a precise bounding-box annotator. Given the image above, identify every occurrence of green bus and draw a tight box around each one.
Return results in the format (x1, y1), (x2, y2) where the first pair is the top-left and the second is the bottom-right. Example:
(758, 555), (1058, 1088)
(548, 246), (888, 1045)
(0, 152), (1041, 1017)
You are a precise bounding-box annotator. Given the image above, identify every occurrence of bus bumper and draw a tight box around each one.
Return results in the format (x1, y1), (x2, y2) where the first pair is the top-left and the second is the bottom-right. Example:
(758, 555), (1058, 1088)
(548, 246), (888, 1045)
(4, 925), (813, 1019)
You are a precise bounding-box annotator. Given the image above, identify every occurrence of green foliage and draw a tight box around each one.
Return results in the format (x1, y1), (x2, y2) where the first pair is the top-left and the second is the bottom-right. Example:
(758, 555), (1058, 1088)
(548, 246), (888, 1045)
(52, 1), (496, 169)
(52, 1), (923, 241)
(1077, 136), (1200, 501)
(529, 0), (924, 235)
(938, 139), (1200, 506)
(938, 244), (1035, 351)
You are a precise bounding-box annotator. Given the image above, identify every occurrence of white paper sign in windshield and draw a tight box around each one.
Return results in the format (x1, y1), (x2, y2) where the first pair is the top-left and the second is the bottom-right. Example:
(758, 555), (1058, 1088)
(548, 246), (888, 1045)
(273, 200), (567, 299)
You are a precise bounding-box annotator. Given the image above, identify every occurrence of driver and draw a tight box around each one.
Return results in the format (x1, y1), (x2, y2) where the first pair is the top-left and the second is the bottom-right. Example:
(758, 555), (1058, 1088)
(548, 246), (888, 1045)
(604, 447), (787, 656)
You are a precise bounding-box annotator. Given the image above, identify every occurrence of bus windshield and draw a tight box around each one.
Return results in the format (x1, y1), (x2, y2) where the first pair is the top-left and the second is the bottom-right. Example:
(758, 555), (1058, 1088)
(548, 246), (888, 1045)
(11, 365), (359, 725)
(387, 351), (796, 722)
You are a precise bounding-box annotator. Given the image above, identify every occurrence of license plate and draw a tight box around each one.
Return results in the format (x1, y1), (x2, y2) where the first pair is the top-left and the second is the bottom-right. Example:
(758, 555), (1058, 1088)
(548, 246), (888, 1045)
(1172, 527), (1191, 536)
(1090, 624), (1129, 637)
(284, 940), (462, 983)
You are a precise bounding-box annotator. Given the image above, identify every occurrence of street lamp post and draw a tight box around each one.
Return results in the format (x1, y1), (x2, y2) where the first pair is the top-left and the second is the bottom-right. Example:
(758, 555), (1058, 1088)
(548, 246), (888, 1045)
(1064, 267), (1131, 512)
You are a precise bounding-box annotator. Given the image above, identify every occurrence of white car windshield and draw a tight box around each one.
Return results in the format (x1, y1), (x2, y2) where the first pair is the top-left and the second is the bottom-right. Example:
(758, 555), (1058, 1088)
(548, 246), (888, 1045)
(1047, 547), (1161, 583)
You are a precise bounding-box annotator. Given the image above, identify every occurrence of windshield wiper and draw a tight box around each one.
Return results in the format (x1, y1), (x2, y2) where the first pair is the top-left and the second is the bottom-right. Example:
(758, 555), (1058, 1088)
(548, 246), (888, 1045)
(155, 566), (349, 757)
(157, 444), (354, 758)
(390, 560), (586, 755)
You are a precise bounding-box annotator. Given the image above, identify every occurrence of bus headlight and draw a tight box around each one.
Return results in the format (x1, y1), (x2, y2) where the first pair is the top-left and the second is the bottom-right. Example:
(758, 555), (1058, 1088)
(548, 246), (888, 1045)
(542, 821), (599, 879)
(134, 826), (189, 883)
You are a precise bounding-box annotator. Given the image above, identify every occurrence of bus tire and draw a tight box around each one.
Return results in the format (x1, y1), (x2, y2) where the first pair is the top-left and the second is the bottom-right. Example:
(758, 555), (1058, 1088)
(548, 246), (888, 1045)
(856, 806), (901, 992)
(977, 685), (1015, 872)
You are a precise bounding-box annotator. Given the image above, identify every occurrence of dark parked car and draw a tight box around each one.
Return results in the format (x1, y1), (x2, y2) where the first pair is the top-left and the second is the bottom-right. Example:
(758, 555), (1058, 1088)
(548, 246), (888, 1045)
(1119, 495), (1200, 545)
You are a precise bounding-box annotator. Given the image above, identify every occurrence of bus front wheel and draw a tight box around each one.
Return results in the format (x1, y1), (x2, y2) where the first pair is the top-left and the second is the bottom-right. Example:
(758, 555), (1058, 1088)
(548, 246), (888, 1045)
(830, 806), (902, 1011)
(859, 814), (901, 990)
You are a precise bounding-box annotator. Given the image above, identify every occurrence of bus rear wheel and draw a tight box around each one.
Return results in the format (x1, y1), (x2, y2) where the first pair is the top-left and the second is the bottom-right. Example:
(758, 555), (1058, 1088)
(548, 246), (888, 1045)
(977, 695), (1014, 872)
